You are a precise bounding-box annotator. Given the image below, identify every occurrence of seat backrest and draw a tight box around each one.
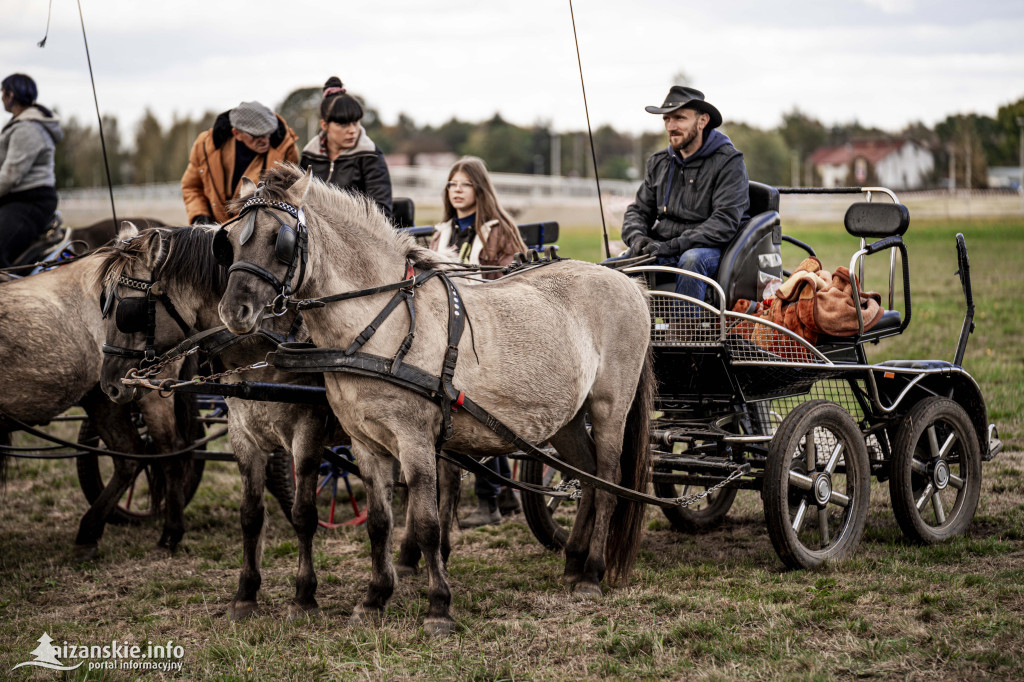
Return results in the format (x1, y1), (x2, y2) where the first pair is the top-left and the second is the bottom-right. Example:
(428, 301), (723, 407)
(747, 181), (780, 217)
(392, 197), (415, 228)
(517, 221), (559, 249)
(844, 202), (909, 238)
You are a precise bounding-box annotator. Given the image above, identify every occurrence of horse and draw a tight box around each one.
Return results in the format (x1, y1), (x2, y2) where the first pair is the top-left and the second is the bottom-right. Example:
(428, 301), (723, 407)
(216, 164), (654, 636)
(0, 248), (199, 560)
(93, 222), (462, 620)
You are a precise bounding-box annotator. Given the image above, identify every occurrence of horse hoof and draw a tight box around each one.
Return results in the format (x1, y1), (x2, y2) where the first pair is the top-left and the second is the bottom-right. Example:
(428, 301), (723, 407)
(423, 617), (455, 638)
(287, 602), (320, 621)
(227, 601), (259, 621)
(149, 546), (174, 560)
(349, 606), (382, 627)
(395, 564), (418, 580)
(73, 544), (99, 563)
(572, 582), (603, 600)
(561, 573), (583, 587)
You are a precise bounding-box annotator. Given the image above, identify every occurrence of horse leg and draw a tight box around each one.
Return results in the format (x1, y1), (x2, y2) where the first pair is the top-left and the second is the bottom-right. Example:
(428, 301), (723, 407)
(436, 457), (462, 567)
(396, 483), (421, 578)
(547, 409), (599, 589)
(139, 394), (188, 554)
(350, 443), (397, 626)
(227, 437), (267, 621)
(73, 392), (145, 560)
(288, 429), (325, 619)
(402, 449), (454, 637)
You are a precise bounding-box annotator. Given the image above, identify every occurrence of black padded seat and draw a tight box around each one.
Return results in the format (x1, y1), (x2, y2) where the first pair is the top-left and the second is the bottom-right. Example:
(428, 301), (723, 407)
(875, 358), (957, 371)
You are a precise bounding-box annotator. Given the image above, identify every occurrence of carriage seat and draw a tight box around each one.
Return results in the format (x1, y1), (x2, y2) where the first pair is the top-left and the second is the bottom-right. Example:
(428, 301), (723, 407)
(12, 212), (67, 267)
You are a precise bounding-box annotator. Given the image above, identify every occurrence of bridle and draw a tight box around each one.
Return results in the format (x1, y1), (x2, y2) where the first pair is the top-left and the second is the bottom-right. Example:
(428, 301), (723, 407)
(100, 241), (192, 364)
(212, 192), (308, 315)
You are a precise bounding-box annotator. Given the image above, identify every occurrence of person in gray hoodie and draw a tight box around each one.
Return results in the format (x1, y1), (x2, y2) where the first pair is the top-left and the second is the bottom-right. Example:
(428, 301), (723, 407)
(299, 77), (392, 220)
(622, 86), (749, 302)
(0, 74), (63, 268)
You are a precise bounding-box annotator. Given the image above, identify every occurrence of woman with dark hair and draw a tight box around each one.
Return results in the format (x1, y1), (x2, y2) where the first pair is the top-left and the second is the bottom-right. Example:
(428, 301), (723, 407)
(299, 77), (393, 219)
(429, 156), (527, 527)
(0, 73), (63, 268)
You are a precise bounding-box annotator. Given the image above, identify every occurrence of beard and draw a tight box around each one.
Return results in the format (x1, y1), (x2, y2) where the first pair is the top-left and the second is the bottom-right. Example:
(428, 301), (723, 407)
(669, 120), (701, 152)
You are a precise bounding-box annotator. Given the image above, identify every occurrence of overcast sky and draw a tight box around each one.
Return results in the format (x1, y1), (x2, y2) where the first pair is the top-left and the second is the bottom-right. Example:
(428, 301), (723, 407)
(3, 0), (1023, 140)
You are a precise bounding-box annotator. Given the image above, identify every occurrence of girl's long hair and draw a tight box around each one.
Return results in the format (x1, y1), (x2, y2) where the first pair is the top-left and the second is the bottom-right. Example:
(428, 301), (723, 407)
(440, 156), (525, 252)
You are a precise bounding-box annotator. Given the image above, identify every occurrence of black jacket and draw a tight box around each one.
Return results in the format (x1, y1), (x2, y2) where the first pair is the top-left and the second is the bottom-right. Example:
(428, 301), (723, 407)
(299, 128), (393, 220)
(622, 129), (749, 255)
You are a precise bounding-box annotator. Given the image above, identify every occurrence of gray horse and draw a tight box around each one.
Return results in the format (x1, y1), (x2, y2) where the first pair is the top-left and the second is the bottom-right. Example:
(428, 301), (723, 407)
(217, 165), (654, 637)
(94, 223), (462, 620)
(0, 249), (197, 559)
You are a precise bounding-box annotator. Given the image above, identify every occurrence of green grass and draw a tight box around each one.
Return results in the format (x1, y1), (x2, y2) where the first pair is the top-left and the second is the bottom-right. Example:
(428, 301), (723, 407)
(0, 215), (1022, 679)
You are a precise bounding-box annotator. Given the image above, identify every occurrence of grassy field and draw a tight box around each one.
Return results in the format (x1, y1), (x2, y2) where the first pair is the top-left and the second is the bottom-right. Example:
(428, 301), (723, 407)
(1, 215), (1022, 680)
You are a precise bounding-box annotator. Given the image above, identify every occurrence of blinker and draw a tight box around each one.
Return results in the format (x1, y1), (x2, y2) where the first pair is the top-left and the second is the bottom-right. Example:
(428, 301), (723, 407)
(115, 297), (149, 334)
(212, 227), (233, 268)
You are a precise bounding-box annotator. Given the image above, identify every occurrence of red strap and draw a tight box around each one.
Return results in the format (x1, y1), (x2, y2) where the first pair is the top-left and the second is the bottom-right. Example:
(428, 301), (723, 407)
(406, 263), (415, 280)
(452, 391), (465, 412)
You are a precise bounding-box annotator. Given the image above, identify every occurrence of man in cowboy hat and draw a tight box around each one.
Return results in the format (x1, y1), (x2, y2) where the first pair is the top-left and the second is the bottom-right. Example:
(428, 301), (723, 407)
(621, 86), (749, 302)
(181, 100), (298, 226)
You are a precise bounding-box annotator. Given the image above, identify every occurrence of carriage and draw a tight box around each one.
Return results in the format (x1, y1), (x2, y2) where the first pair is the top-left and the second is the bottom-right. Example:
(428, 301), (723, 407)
(519, 183), (1002, 569)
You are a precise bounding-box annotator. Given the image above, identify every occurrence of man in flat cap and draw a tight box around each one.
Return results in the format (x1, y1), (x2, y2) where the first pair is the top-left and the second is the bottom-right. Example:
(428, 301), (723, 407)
(622, 86), (749, 302)
(181, 100), (298, 225)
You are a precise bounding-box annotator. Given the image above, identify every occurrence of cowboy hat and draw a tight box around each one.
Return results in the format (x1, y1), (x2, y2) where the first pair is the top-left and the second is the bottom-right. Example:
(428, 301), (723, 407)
(645, 86), (722, 129)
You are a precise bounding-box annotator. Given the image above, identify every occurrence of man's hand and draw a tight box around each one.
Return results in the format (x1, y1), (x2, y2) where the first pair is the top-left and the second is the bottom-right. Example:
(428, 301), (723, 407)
(642, 240), (674, 258)
(629, 235), (654, 255)
(191, 215), (213, 226)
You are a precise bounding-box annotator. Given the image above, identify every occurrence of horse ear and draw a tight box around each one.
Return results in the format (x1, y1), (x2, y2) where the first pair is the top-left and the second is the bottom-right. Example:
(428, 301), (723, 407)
(239, 176), (258, 199)
(117, 220), (139, 241)
(292, 167), (314, 204)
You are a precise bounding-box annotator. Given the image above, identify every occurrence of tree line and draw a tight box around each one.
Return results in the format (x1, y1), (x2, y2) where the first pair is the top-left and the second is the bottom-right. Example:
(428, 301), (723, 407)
(53, 86), (1024, 190)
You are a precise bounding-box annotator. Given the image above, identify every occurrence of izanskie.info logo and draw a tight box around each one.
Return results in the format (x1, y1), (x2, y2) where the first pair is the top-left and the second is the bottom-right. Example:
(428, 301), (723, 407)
(11, 631), (185, 673)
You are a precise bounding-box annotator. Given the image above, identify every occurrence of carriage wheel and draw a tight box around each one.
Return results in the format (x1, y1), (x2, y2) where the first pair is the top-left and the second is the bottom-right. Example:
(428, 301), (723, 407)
(889, 397), (981, 544)
(75, 418), (204, 525)
(265, 448), (295, 524)
(310, 448), (366, 529)
(654, 477), (737, 533)
(519, 458), (576, 551)
(763, 400), (870, 569)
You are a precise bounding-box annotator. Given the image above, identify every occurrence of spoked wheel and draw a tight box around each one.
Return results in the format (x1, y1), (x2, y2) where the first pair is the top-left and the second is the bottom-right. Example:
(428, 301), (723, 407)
(889, 397), (981, 544)
(76, 418), (204, 525)
(763, 400), (870, 569)
(519, 458), (577, 550)
(312, 448), (366, 529)
(654, 475), (737, 533)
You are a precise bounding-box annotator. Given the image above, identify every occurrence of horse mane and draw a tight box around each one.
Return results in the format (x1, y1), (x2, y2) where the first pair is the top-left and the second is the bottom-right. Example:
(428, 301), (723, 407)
(247, 163), (458, 271)
(93, 225), (225, 296)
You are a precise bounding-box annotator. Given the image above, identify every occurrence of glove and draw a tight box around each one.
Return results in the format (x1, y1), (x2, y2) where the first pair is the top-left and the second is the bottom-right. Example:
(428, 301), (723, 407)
(191, 214), (213, 226)
(629, 235), (654, 255)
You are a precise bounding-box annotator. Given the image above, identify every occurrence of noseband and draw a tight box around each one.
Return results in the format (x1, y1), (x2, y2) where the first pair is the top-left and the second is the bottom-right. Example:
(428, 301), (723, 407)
(213, 193), (308, 315)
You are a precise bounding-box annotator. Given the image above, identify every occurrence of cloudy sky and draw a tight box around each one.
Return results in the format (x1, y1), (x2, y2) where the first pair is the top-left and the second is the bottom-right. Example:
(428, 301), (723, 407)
(3, 0), (1023, 140)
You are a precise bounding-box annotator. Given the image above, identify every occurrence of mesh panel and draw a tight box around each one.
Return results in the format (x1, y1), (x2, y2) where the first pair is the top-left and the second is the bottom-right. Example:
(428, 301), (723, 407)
(723, 314), (825, 364)
(754, 378), (866, 435)
(649, 292), (722, 346)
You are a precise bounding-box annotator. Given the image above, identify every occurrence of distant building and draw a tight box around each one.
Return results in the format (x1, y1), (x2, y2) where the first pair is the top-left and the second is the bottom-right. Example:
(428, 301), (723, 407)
(809, 139), (935, 190)
(987, 166), (1022, 190)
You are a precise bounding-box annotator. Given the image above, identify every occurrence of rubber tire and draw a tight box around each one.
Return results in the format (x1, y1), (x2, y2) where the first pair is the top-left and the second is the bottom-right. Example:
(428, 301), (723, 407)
(763, 400), (870, 570)
(76, 418), (204, 525)
(265, 448), (295, 523)
(654, 478), (737, 533)
(889, 397), (982, 544)
(519, 458), (572, 551)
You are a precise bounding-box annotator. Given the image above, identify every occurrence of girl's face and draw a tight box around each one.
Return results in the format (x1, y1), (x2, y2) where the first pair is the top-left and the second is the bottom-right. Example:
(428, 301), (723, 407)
(447, 170), (477, 217)
(2, 89), (14, 114)
(321, 120), (360, 151)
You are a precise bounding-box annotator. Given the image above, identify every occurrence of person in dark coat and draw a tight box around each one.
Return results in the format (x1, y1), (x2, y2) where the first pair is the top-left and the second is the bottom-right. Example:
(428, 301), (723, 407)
(0, 74), (63, 268)
(621, 86), (749, 302)
(299, 77), (392, 220)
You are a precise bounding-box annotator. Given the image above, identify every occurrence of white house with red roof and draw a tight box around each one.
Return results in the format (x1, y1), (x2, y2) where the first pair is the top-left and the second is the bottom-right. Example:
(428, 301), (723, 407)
(809, 139), (935, 189)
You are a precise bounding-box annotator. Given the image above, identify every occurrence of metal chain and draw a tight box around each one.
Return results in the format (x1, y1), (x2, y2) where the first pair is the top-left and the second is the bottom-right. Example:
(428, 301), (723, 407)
(553, 477), (582, 500)
(672, 464), (748, 509)
(130, 345), (200, 381)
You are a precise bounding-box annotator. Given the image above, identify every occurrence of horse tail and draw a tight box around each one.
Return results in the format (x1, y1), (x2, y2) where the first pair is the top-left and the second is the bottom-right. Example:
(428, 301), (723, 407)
(605, 342), (654, 585)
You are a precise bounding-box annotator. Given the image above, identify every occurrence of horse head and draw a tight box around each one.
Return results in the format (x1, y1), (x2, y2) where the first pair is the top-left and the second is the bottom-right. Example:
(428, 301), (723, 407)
(96, 222), (207, 404)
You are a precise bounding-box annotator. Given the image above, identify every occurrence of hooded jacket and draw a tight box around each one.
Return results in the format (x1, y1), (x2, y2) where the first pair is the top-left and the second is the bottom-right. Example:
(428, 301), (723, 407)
(181, 110), (298, 224)
(622, 129), (749, 256)
(0, 105), (63, 196)
(299, 126), (393, 220)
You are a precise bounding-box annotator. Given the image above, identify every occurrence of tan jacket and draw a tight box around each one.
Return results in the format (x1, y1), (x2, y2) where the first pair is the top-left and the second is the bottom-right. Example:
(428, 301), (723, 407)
(181, 111), (298, 224)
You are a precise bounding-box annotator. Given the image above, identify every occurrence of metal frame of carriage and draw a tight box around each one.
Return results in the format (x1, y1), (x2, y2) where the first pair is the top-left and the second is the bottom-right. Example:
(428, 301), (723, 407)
(521, 185), (1002, 569)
